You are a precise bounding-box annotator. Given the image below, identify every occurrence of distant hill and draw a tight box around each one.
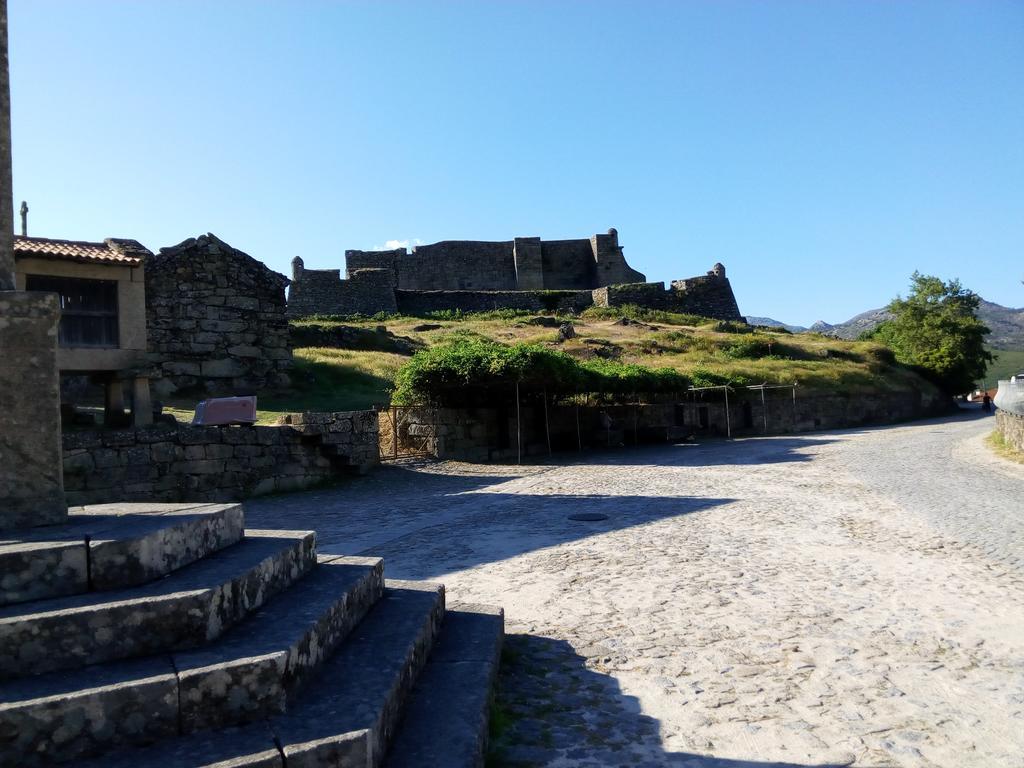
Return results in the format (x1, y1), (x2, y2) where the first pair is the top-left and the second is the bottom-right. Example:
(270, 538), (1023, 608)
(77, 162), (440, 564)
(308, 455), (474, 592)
(808, 308), (892, 340)
(765, 299), (1024, 349)
(977, 299), (1024, 349)
(744, 316), (808, 333)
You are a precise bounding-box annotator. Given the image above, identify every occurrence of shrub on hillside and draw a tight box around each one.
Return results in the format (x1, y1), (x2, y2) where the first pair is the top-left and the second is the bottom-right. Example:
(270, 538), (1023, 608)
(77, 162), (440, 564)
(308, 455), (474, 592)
(391, 336), (690, 405)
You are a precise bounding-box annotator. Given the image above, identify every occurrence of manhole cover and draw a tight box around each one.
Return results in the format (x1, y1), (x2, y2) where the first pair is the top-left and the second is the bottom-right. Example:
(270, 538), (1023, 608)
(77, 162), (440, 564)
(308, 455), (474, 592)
(568, 513), (609, 522)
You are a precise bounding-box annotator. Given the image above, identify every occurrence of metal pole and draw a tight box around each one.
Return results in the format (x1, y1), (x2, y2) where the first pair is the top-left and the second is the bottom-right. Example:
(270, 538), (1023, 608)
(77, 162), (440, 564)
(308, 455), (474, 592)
(575, 392), (582, 452)
(543, 389), (552, 456)
(724, 386), (731, 438)
(392, 407), (398, 460)
(792, 384), (797, 430)
(761, 387), (768, 434)
(515, 382), (522, 465)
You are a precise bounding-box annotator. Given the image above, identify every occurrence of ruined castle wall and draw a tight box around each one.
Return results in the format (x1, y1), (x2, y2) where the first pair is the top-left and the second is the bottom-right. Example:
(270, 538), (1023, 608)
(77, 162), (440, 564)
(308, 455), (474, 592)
(592, 282), (669, 310)
(342, 233), (640, 293)
(540, 240), (597, 289)
(347, 242), (518, 291)
(395, 289), (593, 315)
(146, 234), (292, 397)
(592, 232), (646, 286)
(669, 275), (743, 320)
(287, 268), (396, 318)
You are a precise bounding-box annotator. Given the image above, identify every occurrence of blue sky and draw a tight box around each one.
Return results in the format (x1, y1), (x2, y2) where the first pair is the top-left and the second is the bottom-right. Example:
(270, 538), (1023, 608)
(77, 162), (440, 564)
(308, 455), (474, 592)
(9, 1), (1024, 326)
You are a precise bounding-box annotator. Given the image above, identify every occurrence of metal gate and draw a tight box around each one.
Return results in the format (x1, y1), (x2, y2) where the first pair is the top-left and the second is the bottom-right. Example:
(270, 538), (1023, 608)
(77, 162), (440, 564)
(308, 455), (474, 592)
(378, 406), (436, 460)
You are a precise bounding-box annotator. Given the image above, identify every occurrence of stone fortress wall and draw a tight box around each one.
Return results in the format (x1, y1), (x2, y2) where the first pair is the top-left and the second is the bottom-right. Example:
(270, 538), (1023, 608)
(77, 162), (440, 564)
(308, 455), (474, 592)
(286, 228), (744, 322)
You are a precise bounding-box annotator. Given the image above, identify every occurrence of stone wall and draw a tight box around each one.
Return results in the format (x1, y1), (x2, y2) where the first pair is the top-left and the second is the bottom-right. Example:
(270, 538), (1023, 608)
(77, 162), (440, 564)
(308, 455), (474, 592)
(675, 389), (949, 438)
(995, 409), (1024, 453)
(668, 265), (743, 321)
(287, 229), (649, 318)
(287, 260), (397, 318)
(61, 411), (379, 506)
(592, 265), (743, 322)
(344, 234), (638, 292)
(146, 234), (293, 397)
(393, 390), (948, 462)
(286, 231), (744, 322)
(395, 289), (594, 316)
(592, 282), (668, 310)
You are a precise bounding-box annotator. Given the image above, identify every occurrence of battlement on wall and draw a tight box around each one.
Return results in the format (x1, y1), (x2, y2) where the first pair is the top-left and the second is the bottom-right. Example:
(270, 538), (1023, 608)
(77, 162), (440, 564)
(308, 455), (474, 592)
(286, 230), (742, 321)
(287, 258), (396, 318)
(341, 228), (644, 293)
(591, 264), (742, 321)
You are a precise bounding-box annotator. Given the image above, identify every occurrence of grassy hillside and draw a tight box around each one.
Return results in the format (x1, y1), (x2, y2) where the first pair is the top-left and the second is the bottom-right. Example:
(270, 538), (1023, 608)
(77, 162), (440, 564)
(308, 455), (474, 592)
(983, 347), (1024, 388)
(160, 307), (943, 422)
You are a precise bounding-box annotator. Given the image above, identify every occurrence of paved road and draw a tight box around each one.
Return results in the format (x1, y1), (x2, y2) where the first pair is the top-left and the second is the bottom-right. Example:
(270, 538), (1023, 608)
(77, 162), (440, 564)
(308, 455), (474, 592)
(247, 411), (1024, 767)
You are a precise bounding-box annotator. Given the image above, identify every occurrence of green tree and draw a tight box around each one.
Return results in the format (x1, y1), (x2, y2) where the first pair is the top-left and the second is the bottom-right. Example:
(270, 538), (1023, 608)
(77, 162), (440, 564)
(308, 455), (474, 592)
(866, 272), (992, 394)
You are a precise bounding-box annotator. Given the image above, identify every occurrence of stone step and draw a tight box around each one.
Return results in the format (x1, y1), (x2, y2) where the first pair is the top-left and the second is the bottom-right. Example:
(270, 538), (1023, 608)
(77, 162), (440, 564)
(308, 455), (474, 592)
(0, 555), (383, 767)
(174, 554), (385, 733)
(0, 502), (244, 606)
(78, 581), (445, 768)
(272, 581), (445, 768)
(0, 529), (316, 679)
(385, 604), (504, 768)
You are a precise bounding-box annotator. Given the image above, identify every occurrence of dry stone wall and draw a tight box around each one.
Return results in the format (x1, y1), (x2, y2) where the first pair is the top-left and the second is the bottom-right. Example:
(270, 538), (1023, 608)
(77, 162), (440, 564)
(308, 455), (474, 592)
(995, 409), (1024, 453)
(146, 234), (292, 397)
(62, 411), (378, 506)
(395, 390), (948, 462)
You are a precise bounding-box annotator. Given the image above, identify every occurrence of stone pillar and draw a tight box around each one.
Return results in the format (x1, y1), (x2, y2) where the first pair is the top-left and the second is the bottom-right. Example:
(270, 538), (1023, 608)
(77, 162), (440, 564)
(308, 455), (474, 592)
(0, 292), (66, 528)
(105, 378), (125, 424)
(131, 377), (153, 427)
(0, 2), (14, 291)
(0, 0), (67, 529)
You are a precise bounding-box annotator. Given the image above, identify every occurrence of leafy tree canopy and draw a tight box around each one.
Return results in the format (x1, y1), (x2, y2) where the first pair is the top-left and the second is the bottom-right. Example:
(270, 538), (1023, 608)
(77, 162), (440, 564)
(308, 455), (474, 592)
(865, 272), (992, 394)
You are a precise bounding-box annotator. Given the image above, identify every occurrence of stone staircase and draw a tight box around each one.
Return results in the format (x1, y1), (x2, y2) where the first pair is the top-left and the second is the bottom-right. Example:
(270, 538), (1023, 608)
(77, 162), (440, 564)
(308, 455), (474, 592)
(0, 502), (503, 768)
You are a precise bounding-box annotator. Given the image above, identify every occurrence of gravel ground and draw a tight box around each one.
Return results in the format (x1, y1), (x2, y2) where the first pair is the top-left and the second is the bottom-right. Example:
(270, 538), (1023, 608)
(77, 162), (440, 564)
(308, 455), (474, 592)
(246, 410), (1024, 767)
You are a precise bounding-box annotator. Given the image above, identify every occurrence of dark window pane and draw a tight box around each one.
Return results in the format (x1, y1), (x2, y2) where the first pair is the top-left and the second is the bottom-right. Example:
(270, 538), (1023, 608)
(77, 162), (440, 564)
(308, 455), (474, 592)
(25, 275), (120, 348)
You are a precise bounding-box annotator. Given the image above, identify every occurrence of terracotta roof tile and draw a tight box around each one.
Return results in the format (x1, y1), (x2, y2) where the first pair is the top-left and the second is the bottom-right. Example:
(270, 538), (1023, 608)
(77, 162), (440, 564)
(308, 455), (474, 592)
(14, 236), (151, 266)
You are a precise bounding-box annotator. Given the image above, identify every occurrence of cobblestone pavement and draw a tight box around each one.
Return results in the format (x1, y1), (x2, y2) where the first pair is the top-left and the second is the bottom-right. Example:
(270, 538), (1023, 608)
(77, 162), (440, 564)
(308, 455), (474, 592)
(246, 411), (1024, 767)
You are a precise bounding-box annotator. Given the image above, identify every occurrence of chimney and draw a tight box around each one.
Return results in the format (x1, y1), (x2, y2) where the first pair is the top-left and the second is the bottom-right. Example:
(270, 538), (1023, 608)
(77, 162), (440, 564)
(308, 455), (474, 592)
(19, 199), (25, 236)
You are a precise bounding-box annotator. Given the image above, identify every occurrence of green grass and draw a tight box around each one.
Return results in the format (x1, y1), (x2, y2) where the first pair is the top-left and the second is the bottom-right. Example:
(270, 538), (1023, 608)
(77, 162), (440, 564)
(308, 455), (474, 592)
(163, 348), (402, 424)
(280, 312), (943, 408)
(154, 311), (941, 418)
(987, 430), (1024, 465)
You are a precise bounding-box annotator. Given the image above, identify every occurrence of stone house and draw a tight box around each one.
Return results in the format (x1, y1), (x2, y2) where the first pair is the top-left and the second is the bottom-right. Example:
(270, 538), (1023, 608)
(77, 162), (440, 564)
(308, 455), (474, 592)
(145, 233), (292, 398)
(13, 235), (155, 426)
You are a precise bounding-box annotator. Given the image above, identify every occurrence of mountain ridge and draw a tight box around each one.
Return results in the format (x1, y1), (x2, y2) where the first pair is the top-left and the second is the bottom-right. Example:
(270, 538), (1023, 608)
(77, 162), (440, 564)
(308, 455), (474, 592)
(747, 299), (1024, 349)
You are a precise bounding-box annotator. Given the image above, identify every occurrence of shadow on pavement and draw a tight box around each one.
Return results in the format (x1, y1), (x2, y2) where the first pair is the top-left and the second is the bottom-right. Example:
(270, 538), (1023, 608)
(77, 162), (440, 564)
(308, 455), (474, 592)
(326, 492), (733, 579)
(490, 634), (851, 768)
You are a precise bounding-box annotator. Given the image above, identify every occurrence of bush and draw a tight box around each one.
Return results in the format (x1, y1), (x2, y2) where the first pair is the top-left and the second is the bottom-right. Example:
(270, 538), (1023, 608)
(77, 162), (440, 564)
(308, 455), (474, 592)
(689, 367), (751, 388)
(722, 339), (773, 359)
(712, 320), (753, 334)
(391, 336), (689, 405)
